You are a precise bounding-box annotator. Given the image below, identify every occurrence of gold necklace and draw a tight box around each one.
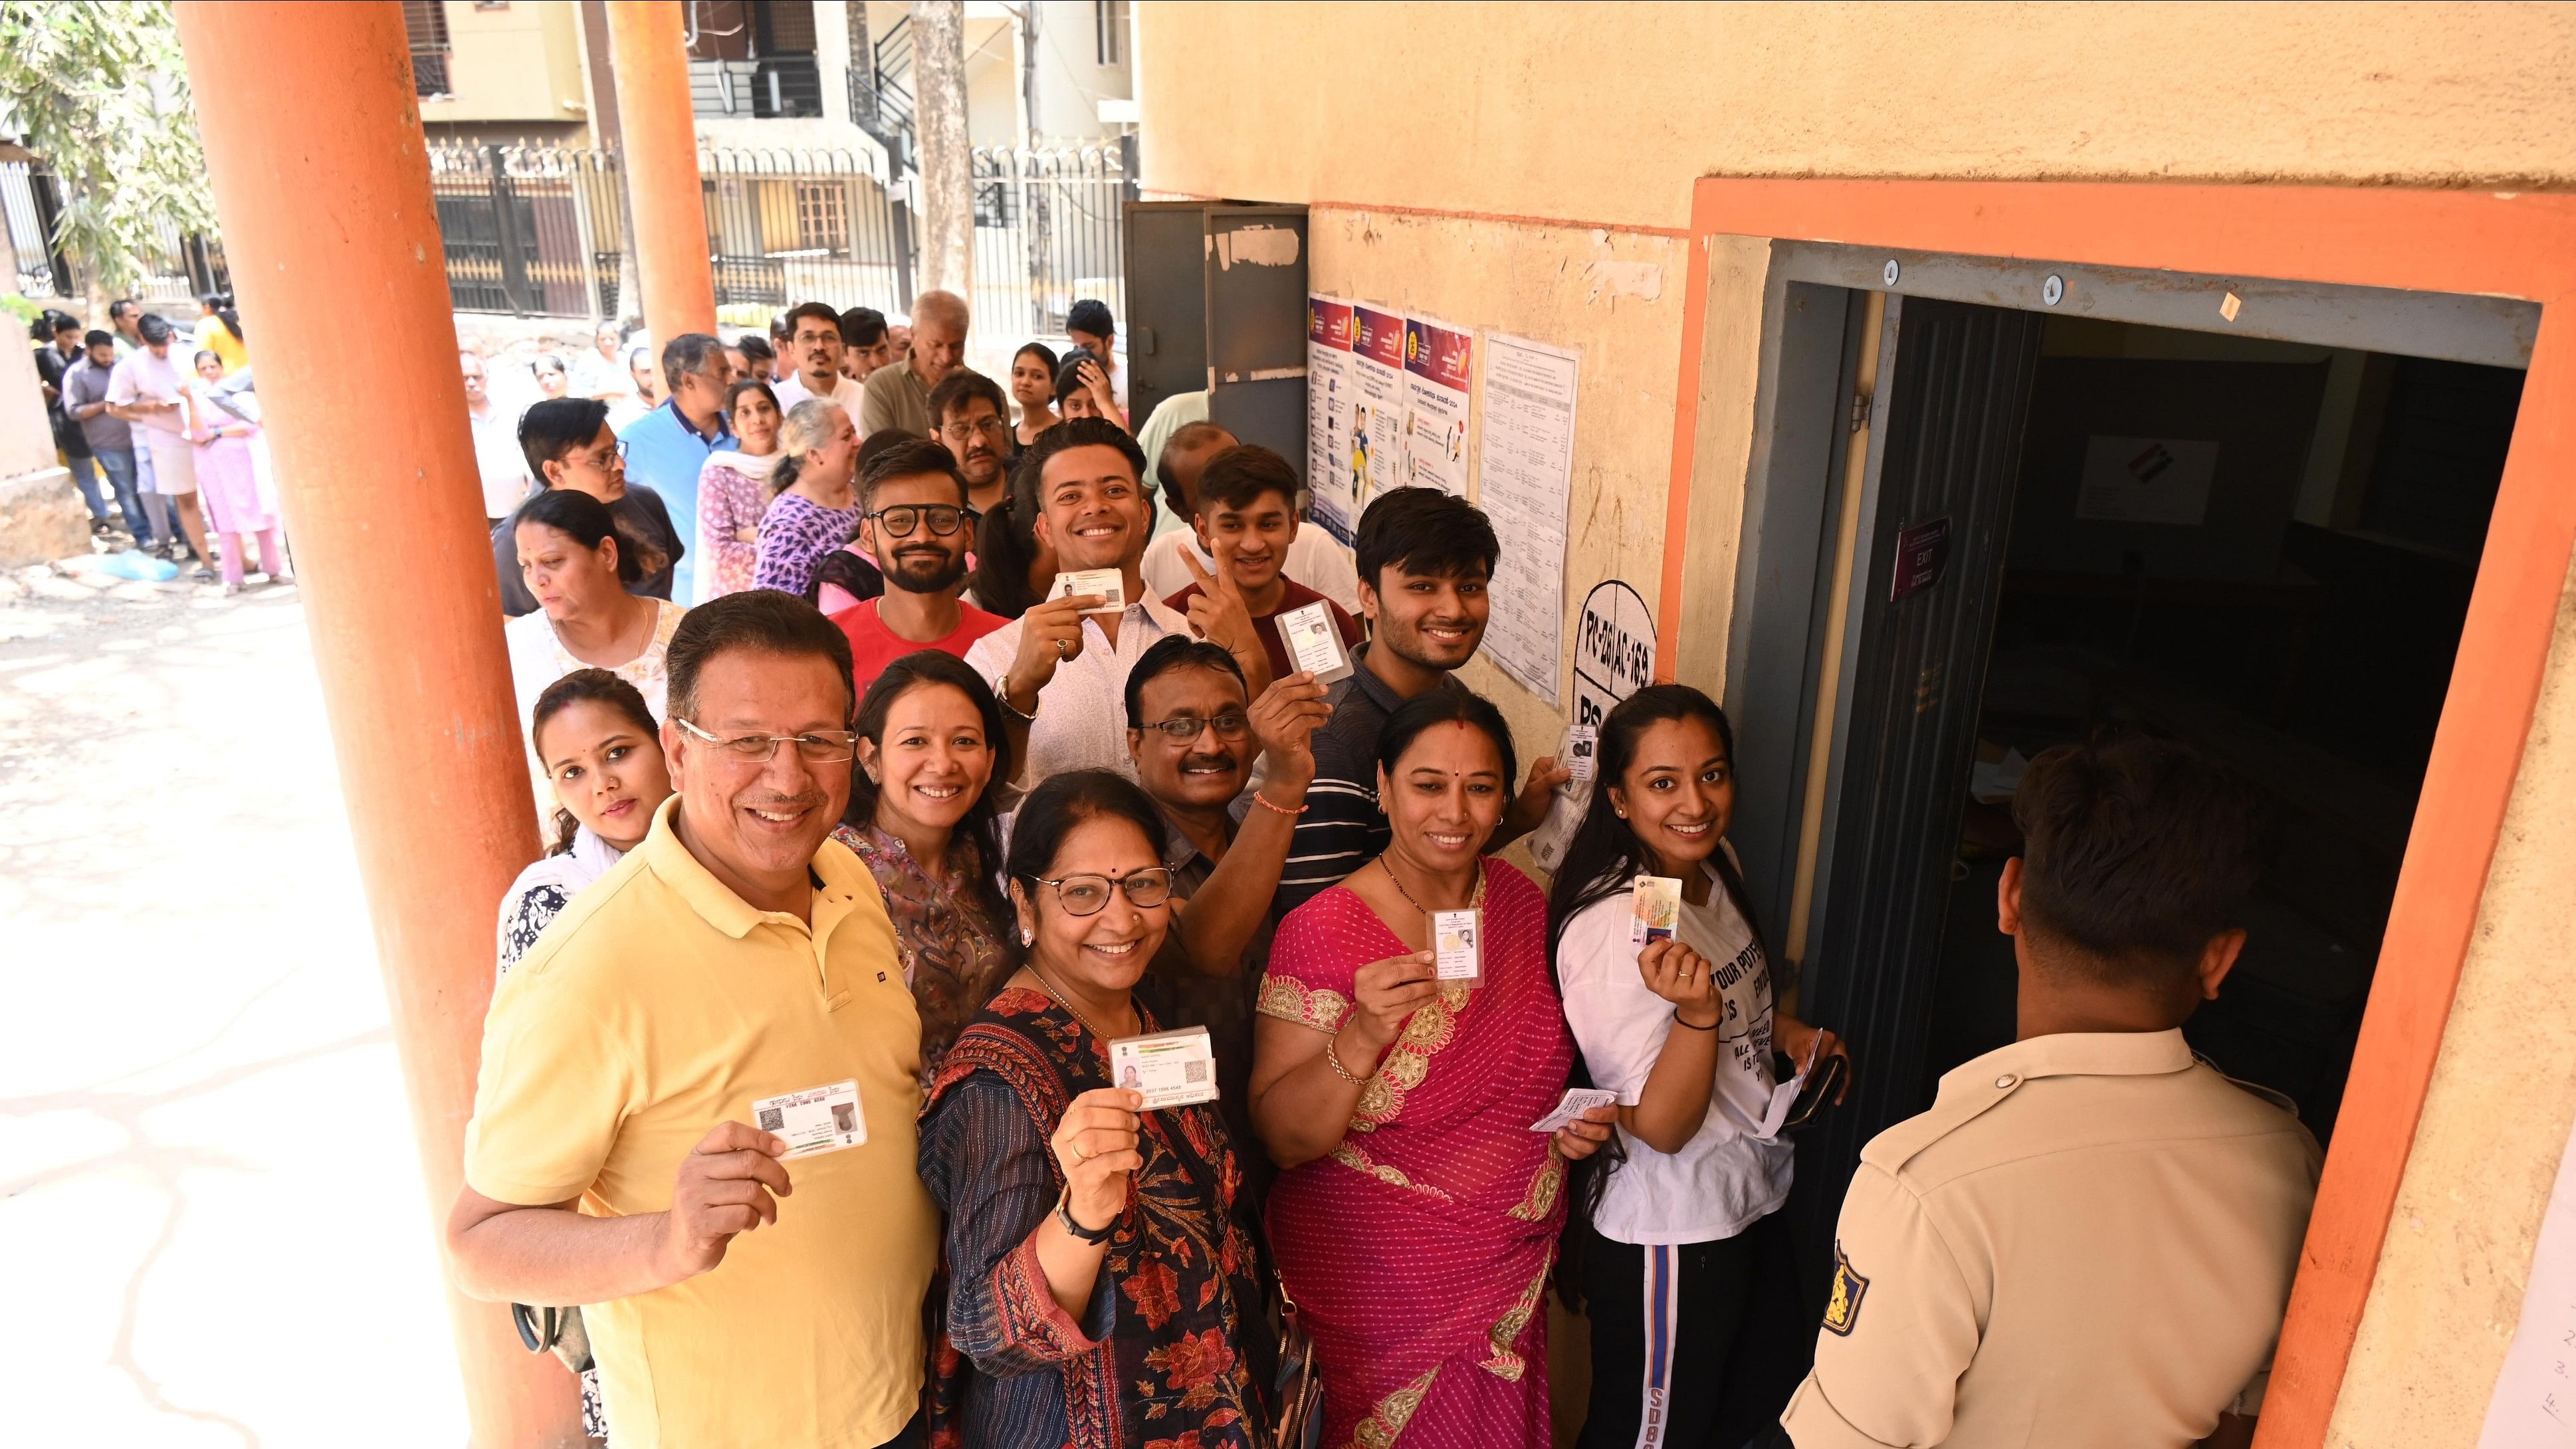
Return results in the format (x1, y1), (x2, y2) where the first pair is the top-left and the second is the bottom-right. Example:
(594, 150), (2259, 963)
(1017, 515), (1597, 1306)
(1026, 962), (1121, 1040)
(1376, 855), (1485, 914)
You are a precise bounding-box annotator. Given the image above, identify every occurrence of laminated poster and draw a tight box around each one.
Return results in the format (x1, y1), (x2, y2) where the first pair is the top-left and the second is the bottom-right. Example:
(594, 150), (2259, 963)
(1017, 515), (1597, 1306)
(1306, 296), (1358, 544)
(1401, 315), (1473, 497)
(1350, 305), (1411, 522)
(2478, 1107), (2576, 1446)
(1477, 331), (1580, 707)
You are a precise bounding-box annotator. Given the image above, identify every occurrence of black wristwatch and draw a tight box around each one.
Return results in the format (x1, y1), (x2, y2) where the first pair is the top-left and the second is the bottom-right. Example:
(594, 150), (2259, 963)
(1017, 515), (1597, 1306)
(1055, 1188), (1115, 1244)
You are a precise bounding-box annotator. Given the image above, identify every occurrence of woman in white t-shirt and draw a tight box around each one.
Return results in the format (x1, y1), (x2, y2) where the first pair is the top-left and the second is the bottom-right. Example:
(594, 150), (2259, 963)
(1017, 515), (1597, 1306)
(1547, 683), (1854, 1449)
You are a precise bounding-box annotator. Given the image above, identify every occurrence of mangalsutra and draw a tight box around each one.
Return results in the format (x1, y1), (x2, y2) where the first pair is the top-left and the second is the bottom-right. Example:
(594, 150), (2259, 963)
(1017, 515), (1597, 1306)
(1376, 856), (1485, 914)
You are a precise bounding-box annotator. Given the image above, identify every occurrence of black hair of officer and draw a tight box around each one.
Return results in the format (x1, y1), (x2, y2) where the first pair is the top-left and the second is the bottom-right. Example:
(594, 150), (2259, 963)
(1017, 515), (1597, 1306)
(2003, 733), (2263, 1034)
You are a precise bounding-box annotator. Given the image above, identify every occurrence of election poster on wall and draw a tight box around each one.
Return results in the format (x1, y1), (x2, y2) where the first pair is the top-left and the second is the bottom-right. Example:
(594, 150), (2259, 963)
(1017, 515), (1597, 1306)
(1350, 305), (1411, 522)
(1477, 330), (1582, 707)
(1401, 315), (1473, 497)
(1306, 296), (1358, 544)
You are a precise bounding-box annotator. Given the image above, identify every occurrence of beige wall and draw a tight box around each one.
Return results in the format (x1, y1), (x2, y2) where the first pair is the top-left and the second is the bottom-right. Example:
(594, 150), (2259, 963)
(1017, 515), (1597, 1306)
(1138, 1), (2576, 231)
(418, 0), (593, 130)
(1307, 207), (1687, 764)
(1141, 5), (2576, 1446)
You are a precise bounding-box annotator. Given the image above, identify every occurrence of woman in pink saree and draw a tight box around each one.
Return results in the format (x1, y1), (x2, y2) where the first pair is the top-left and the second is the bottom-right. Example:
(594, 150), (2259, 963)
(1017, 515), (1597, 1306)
(1251, 689), (1616, 1446)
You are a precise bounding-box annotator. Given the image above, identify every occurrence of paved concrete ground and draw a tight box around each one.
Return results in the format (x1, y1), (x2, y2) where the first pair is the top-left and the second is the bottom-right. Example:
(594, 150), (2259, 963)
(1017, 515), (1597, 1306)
(0, 565), (469, 1446)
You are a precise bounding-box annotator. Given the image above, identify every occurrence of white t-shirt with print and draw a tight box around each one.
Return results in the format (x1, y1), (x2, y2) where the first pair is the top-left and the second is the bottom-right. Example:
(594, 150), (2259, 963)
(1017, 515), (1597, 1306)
(1557, 847), (1794, 1245)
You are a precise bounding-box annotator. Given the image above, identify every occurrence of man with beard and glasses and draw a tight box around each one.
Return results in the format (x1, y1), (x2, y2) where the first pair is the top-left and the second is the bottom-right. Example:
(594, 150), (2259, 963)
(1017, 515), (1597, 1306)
(924, 368), (1012, 516)
(827, 437), (1006, 695)
(1270, 485), (1568, 913)
(1123, 634), (1329, 1199)
(451, 590), (935, 1449)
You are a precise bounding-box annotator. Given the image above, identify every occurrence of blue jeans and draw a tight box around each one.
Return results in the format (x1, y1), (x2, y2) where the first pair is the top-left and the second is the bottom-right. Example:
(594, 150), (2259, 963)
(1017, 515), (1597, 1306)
(90, 447), (152, 541)
(65, 451), (106, 522)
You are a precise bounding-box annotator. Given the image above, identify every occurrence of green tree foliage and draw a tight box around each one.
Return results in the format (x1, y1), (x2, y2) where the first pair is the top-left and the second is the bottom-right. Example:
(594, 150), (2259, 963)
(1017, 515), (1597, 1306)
(0, 0), (214, 296)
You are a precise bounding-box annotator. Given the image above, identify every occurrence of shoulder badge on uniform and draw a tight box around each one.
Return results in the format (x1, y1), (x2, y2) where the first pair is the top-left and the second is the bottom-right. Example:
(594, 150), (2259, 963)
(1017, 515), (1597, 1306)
(1822, 1239), (1870, 1336)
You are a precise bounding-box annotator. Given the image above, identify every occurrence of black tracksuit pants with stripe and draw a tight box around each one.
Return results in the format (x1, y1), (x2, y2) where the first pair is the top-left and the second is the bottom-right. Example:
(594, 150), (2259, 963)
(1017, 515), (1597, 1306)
(1575, 1210), (1808, 1449)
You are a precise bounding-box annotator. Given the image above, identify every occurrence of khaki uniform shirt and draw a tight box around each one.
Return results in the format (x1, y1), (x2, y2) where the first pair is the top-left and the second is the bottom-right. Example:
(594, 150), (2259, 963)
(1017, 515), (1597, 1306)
(1781, 1030), (2321, 1448)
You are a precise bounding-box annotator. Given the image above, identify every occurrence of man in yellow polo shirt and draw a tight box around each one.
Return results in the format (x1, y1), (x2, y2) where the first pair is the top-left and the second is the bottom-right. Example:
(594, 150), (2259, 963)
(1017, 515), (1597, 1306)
(448, 590), (936, 1449)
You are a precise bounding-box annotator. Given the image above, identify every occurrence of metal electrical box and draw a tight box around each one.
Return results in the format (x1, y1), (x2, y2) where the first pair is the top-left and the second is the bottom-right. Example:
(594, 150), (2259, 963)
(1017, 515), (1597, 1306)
(1122, 201), (1311, 469)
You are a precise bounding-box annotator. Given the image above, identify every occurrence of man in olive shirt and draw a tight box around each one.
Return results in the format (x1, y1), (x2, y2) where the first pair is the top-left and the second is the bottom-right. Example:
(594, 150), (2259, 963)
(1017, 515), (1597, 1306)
(449, 592), (935, 1449)
(858, 288), (968, 439)
(1778, 736), (2320, 1449)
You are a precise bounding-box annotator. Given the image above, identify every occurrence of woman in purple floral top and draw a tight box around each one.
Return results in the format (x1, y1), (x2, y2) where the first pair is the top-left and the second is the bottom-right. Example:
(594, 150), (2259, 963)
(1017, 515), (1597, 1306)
(835, 649), (1015, 1087)
(695, 378), (782, 600)
(752, 397), (863, 600)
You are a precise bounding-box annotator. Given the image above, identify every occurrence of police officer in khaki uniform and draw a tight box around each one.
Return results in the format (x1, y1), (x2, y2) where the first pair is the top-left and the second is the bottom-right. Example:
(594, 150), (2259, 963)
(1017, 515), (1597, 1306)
(1778, 736), (2321, 1449)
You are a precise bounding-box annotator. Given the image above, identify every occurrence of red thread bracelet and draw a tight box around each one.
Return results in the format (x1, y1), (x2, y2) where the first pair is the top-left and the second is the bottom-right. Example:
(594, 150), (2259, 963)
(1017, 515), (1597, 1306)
(1251, 792), (1308, 817)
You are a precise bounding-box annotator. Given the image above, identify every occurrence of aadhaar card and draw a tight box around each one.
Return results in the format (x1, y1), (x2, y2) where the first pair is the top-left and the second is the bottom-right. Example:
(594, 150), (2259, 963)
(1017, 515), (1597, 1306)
(1051, 568), (1127, 614)
(751, 1079), (864, 1159)
(1273, 600), (1354, 684)
(1109, 1026), (1220, 1109)
(1566, 724), (1598, 783)
(1630, 874), (1683, 948)
(1527, 1087), (1620, 1133)
(1431, 908), (1483, 982)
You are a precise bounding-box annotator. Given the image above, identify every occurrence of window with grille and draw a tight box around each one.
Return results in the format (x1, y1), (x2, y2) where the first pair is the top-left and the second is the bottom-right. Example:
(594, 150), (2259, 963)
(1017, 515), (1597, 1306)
(403, 0), (454, 98)
(794, 181), (849, 257)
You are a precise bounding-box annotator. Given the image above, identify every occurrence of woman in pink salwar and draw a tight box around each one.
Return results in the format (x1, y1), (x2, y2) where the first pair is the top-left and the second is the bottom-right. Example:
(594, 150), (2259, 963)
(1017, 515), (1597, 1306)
(1250, 689), (1616, 1447)
(188, 350), (285, 594)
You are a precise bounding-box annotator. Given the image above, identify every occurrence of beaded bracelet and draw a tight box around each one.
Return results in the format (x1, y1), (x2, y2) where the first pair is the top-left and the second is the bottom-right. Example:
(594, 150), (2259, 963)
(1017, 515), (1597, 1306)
(1251, 791), (1307, 817)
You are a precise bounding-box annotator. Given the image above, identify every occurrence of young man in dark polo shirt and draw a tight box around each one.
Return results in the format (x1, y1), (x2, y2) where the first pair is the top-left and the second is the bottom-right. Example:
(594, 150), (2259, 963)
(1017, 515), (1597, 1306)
(1271, 486), (1566, 913)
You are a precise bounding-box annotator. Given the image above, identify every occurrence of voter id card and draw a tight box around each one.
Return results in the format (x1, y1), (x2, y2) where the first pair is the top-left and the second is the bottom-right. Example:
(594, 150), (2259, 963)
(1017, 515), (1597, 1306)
(752, 1079), (864, 1159)
(1630, 875), (1682, 948)
(1051, 568), (1126, 614)
(1273, 600), (1354, 684)
(1431, 908), (1483, 982)
(1108, 1026), (1220, 1109)
(1566, 724), (1598, 783)
(1528, 1086), (1620, 1133)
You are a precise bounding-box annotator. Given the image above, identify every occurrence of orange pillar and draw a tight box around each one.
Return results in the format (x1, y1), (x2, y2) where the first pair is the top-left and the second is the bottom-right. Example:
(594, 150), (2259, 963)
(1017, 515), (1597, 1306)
(605, 1), (719, 342)
(171, 5), (578, 1446)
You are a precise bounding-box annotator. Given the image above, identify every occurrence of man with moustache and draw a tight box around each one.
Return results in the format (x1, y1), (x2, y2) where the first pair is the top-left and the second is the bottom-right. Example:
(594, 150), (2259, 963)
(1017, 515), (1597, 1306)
(1123, 634), (1329, 1194)
(449, 591), (935, 1449)
(1271, 485), (1568, 913)
(827, 436), (1006, 695)
(924, 369), (1013, 516)
(963, 417), (1269, 784)
(771, 301), (864, 424)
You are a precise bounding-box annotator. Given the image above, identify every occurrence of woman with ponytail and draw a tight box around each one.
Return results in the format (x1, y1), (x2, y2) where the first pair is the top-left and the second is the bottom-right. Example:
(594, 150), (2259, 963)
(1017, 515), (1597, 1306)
(751, 397), (863, 598)
(1547, 683), (1853, 1448)
(503, 488), (685, 829)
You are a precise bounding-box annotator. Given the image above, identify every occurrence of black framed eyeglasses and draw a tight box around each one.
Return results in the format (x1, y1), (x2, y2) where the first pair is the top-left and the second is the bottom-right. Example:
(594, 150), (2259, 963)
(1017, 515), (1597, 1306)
(674, 717), (859, 764)
(1030, 868), (1176, 917)
(939, 417), (1010, 443)
(1138, 713), (1250, 744)
(869, 504), (970, 538)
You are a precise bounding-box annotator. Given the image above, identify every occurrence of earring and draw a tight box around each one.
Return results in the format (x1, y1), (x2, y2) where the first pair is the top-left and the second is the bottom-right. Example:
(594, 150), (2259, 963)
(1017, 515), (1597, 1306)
(1021, 927), (1034, 945)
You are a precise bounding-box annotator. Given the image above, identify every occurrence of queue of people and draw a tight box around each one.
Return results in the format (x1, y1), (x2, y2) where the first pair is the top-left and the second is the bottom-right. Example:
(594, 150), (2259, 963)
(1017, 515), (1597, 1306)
(453, 288), (2319, 1449)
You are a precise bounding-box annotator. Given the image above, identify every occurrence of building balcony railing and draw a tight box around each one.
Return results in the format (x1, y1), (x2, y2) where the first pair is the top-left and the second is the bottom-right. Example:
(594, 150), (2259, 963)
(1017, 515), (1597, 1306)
(689, 55), (823, 121)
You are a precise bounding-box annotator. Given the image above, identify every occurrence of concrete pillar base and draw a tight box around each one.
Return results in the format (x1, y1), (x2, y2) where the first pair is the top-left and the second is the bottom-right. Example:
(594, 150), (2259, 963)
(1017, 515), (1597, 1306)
(0, 466), (85, 568)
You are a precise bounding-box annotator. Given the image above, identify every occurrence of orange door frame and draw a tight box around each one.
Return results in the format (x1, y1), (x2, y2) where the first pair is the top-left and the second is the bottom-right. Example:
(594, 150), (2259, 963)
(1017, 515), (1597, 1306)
(1654, 179), (2576, 1449)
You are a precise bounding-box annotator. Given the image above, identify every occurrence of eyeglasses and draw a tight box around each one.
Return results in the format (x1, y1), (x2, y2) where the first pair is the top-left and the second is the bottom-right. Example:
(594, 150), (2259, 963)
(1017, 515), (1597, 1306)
(674, 717), (860, 764)
(939, 417), (1009, 442)
(1138, 713), (1250, 743)
(569, 439), (629, 471)
(869, 504), (970, 538)
(1029, 867), (1175, 917)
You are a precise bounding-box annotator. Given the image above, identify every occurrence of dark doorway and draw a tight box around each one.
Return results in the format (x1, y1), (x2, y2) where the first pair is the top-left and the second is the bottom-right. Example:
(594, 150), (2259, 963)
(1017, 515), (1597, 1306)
(1913, 322), (2521, 1139)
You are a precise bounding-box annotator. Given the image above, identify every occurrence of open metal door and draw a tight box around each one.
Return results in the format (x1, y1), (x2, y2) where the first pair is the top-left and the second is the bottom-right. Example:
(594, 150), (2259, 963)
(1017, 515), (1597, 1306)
(1792, 296), (2042, 1245)
(1204, 206), (1310, 465)
(1123, 201), (1213, 429)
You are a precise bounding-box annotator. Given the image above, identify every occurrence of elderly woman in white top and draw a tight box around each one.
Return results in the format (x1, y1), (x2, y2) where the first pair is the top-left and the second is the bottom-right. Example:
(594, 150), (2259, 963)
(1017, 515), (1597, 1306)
(502, 488), (686, 832)
(1548, 683), (1854, 1448)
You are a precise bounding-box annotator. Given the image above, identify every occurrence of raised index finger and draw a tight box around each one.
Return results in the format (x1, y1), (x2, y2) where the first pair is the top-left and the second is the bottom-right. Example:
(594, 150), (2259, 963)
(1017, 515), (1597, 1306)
(1178, 546), (1214, 590)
